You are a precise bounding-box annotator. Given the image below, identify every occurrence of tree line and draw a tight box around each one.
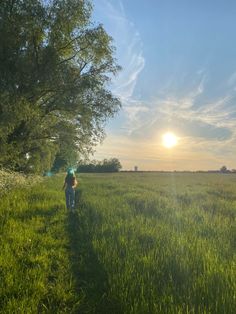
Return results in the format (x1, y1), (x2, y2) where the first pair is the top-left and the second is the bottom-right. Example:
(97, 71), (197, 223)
(0, 0), (121, 174)
(77, 158), (122, 173)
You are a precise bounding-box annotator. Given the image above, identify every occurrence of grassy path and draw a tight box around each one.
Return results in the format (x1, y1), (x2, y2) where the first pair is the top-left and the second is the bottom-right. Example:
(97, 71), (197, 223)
(66, 197), (120, 314)
(0, 175), (112, 313)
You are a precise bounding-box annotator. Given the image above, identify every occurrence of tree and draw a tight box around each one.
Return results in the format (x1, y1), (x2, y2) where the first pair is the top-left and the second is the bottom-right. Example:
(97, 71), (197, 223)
(0, 0), (121, 173)
(220, 166), (228, 173)
(101, 158), (122, 172)
(77, 158), (122, 173)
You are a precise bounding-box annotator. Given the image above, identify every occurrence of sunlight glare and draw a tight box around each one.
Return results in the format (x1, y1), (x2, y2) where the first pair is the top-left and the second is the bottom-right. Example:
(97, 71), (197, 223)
(162, 132), (178, 148)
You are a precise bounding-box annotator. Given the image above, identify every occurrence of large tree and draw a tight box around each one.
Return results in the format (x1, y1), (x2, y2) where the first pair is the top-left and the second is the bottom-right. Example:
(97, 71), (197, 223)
(0, 0), (121, 173)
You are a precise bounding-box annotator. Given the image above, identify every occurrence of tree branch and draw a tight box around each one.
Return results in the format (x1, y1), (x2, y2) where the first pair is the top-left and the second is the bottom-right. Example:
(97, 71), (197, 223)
(57, 34), (83, 52)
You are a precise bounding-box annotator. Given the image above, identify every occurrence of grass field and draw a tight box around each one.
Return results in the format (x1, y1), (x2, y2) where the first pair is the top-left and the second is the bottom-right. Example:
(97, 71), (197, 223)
(0, 173), (236, 313)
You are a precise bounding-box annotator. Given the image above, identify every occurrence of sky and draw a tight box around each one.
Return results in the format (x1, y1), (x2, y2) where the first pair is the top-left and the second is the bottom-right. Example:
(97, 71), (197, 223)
(92, 0), (236, 171)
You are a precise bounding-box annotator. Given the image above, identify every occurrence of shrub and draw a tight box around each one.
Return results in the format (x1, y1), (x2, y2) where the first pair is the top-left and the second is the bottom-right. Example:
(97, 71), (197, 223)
(0, 169), (42, 195)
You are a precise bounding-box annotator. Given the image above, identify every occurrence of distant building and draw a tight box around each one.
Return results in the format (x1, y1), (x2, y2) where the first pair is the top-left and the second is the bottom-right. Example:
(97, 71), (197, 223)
(134, 166), (138, 172)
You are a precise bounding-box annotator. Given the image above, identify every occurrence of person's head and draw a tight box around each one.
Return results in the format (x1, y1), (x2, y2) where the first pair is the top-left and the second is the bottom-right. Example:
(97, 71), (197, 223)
(67, 168), (75, 177)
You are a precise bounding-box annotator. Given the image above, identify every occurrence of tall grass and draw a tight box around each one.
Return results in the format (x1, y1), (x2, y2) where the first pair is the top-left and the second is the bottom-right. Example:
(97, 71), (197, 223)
(80, 173), (236, 313)
(0, 172), (236, 313)
(0, 175), (82, 313)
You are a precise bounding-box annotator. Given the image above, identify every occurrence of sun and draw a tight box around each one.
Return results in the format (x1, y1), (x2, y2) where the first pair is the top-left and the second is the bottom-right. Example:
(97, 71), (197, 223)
(162, 132), (178, 148)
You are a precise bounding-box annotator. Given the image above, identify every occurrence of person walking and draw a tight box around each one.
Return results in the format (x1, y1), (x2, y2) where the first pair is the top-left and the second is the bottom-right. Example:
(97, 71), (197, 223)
(62, 168), (78, 212)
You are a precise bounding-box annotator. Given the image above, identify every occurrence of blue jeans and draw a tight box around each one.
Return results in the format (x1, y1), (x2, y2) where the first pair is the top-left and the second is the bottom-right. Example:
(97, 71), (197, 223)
(65, 187), (75, 210)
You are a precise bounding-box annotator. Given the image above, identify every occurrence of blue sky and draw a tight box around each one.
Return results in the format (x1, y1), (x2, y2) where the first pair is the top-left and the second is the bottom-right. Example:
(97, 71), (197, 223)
(92, 0), (236, 170)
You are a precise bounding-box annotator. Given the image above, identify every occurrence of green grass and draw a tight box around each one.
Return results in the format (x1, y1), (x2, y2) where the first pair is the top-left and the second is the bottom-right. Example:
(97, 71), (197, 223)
(0, 173), (236, 313)
(0, 177), (82, 313)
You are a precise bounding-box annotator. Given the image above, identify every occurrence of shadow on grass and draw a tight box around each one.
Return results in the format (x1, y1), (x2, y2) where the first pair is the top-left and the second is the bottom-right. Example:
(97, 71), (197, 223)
(66, 190), (123, 314)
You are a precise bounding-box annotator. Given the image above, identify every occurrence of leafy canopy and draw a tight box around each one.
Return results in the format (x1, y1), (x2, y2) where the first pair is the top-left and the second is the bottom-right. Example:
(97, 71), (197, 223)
(0, 0), (121, 173)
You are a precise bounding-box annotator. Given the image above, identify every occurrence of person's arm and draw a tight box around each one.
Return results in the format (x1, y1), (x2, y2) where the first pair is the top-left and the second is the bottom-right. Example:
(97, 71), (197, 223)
(62, 180), (67, 190)
(72, 178), (78, 189)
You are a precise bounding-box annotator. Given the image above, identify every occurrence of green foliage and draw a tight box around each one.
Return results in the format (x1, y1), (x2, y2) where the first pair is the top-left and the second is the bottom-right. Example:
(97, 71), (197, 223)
(1, 173), (236, 313)
(0, 169), (42, 195)
(0, 0), (121, 173)
(51, 121), (80, 172)
(77, 158), (122, 172)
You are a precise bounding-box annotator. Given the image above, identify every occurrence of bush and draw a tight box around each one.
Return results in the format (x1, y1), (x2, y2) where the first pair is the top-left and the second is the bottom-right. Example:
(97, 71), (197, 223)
(0, 169), (42, 194)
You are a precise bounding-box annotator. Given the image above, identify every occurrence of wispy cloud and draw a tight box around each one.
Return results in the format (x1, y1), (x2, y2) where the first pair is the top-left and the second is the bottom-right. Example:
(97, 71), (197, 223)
(227, 71), (236, 87)
(94, 0), (145, 102)
(93, 0), (146, 134)
(93, 2), (236, 170)
(127, 71), (236, 150)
